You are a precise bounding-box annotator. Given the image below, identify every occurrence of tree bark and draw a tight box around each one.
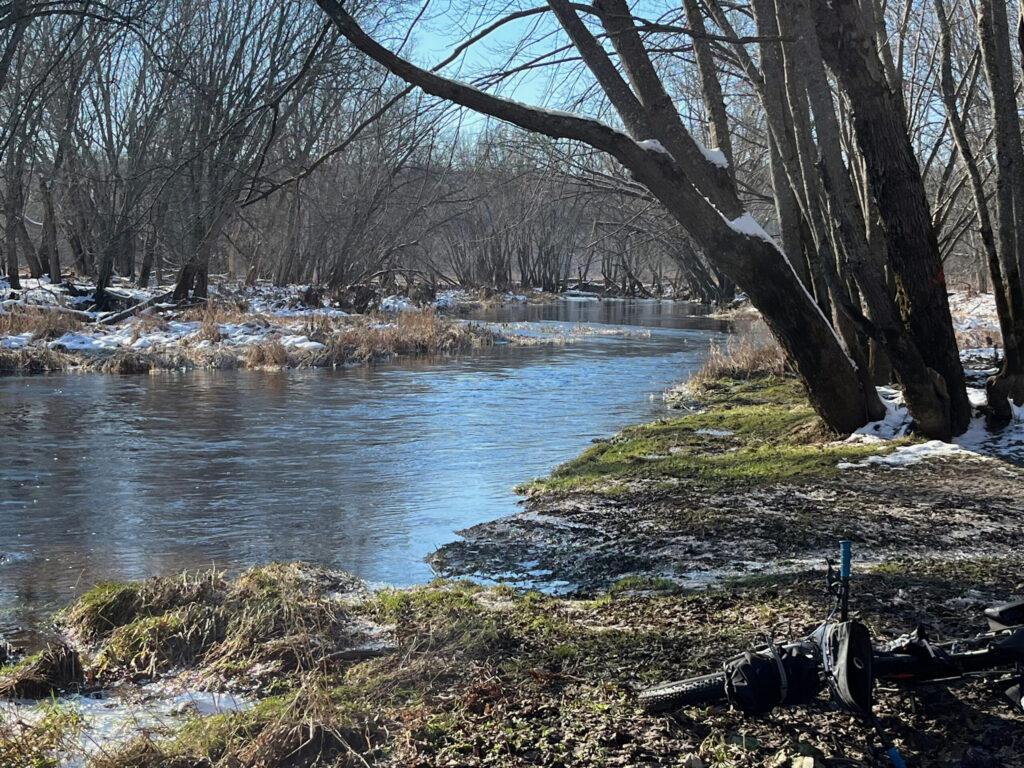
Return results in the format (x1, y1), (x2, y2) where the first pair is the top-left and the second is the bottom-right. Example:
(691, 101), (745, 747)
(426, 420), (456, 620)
(977, 0), (1024, 416)
(815, 0), (971, 437)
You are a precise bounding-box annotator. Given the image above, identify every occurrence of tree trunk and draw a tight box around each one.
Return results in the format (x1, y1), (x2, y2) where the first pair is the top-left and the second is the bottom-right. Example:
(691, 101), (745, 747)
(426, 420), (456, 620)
(3, 185), (20, 290)
(977, 0), (1024, 416)
(38, 175), (60, 284)
(815, 0), (971, 436)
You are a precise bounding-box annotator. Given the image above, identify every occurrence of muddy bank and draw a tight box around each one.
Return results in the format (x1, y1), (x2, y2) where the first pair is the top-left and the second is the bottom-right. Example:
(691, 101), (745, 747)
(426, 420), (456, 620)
(3, 560), (1023, 767)
(432, 377), (1024, 594)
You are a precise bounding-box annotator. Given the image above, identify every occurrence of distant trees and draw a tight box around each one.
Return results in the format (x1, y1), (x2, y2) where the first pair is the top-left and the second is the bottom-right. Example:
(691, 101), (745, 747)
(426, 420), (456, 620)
(5, 0), (1024, 437)
(308, 0), (1024, 439)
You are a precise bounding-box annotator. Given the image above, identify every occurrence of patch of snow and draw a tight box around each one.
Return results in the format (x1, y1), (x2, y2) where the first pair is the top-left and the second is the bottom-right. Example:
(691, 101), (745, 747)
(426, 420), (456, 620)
(637, 139), (670, 155)
(838, 384), (1024, 467)
(380, 295), (418, 312)
(838, 440), (972, 470)
(726, 213), (778, 245)
(695, 428), (733, 436)
(851, 388), (911, 440)
(696, 141), (728, 168)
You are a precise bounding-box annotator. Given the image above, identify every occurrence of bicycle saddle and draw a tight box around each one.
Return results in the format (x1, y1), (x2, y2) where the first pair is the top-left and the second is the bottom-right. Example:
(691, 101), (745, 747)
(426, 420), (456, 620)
(985, 597), (1024, 630)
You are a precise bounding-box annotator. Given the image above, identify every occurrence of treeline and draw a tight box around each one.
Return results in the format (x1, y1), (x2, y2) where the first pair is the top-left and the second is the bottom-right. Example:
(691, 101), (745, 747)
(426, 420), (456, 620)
(305, 0), (1024, 441)
(0, 0), (731, 306)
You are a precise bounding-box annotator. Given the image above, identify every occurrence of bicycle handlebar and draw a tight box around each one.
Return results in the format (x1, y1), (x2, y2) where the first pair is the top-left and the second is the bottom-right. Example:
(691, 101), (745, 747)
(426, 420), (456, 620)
(840, 540), (852, 580)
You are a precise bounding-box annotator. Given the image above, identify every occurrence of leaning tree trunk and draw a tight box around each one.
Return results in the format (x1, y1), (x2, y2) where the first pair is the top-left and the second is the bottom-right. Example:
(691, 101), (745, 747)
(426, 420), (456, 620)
(977, 0), (1024, 416)
(815, 0), (971, 438)
(315, 0), (880, 435)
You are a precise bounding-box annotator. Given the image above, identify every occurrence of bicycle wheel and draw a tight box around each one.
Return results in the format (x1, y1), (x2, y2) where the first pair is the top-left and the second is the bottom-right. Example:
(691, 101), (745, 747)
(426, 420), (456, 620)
(638, 672), (727, 713)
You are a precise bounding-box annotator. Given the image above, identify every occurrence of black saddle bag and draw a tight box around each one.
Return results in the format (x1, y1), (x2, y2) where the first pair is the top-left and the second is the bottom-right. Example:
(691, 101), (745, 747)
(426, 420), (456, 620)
(724, 645), (823, 715)
(823, 620), (874, 717)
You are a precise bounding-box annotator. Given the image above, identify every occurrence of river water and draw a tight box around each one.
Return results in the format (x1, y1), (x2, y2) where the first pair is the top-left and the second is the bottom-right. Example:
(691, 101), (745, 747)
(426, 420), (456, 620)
(0, 300), (727, 647)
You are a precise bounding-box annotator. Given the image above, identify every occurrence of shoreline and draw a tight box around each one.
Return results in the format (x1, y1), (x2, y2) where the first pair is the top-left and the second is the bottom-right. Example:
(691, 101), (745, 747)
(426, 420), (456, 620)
(431, 377), (1024, 595)
(0, 280), (702, 375)
(3, 375), (1023, 766)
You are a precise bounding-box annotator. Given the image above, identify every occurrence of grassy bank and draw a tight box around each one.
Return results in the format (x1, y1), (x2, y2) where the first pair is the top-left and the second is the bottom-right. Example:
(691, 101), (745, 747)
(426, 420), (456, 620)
(516, 376), (904, 496)
(0, 309), (501, 374)
(3, 559), (1022, 767)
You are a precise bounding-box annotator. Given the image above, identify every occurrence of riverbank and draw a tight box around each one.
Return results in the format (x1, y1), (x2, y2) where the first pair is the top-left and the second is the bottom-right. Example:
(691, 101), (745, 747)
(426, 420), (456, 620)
(1, 278), (694, 374)
(3, 559), (1022, 767)
(433, 376), (1024, 593)
(3, 375), (1023, 767)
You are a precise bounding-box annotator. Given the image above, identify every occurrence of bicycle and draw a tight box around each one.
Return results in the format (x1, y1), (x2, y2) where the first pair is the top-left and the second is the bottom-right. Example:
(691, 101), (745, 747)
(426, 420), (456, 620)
(637, 542), (1024, 767)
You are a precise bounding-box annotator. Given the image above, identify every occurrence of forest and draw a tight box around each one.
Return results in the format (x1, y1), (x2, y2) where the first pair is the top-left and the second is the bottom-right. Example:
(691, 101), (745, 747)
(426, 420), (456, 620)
(2, 0), (1024, 439)
(3, 3), (1024, 766)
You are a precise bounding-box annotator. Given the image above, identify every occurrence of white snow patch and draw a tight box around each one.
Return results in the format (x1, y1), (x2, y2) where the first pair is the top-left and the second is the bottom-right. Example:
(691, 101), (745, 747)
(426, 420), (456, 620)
(695, 428), (733, 437)
(726, 213), (778, 245)
(380, 295), (418, 312)
(637, 139), (670, 155)
(838, 384), (1024, 467)
(698, 144), (728, 168)
(838, 440), (971, 470)
(849, 387), (912, 440)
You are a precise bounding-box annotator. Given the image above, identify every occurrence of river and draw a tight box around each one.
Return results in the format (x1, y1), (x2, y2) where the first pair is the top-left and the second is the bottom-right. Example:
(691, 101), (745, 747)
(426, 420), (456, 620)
(0, 299), (727, 647)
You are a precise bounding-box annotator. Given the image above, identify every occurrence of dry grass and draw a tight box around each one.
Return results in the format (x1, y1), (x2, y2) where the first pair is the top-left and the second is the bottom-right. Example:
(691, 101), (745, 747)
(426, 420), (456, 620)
(0, 346), (77, 373)
(0, 306), (84, 340)
(0, 641), (83, 698)
(687, 319), (788, 391)
(101, 351), (153, 374)
(244, 338), (291, 368)
(315, 312), (495, 366)
(1, 306), (499, 375)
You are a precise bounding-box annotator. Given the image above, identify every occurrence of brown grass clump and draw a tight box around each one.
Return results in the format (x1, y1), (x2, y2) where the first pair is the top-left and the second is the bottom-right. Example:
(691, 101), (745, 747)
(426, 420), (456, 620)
(62, 564), (370, 690)
(101, 351), (153, 374)
(688, 328), (788, 391)
(0, 306), (84, 340)
(62, 572), (227, 643)
(318, 313), (494, 366)
(0, 346), (76, 372)
(244, 338), (291, 368)
(0, 641), (83, 698)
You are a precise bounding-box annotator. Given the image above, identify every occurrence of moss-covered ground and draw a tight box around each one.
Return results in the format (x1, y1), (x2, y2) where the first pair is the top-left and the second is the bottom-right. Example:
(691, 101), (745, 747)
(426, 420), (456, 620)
(3, 559), (1023, 768)
(3, 376), (1023, 767)
(516, 377), (904, 496)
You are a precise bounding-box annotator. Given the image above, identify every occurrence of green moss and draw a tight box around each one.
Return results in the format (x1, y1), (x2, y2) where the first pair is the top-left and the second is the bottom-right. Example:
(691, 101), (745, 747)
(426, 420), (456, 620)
(62, 582), (142, 640)
(518, 376), (909, 495)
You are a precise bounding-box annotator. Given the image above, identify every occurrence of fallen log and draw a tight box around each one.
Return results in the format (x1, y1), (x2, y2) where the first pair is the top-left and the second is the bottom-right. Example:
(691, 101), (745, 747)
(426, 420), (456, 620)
(98, 290), (175, 325)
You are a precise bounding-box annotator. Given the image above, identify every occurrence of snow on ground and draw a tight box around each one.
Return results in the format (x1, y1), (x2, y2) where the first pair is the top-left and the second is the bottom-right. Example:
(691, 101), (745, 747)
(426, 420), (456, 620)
(824, 289), (1023, 469)
(838, 384), (1024, 468)
(948, 290), (998, 327)
(1, 685), (251, 768)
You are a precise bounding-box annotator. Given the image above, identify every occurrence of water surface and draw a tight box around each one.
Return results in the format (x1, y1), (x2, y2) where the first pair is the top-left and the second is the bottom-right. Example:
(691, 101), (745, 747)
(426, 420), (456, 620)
(0, 300), (727, 645)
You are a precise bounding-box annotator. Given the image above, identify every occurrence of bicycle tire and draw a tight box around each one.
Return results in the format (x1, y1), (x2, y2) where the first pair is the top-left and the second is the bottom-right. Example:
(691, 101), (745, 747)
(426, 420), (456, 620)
(638, 672), (727, 713)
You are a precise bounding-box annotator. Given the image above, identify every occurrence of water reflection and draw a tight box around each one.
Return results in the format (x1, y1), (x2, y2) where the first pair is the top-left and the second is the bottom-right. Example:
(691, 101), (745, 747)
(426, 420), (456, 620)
(0, 300), (728, 646)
